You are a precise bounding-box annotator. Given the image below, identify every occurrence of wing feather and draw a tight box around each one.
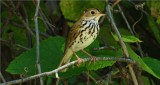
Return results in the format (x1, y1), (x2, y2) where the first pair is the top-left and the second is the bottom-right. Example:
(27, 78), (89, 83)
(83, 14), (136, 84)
(64, 19), (82, 53)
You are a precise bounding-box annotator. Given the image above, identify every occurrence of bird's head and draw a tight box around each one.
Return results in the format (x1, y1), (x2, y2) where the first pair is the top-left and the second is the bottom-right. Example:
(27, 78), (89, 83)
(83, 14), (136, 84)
(81, 8), (106, 22)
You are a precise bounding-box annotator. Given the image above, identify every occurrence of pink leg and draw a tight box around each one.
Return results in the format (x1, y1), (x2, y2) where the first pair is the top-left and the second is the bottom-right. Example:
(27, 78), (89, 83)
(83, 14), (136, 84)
(81, 49), (96, 63)
(71, 48), (83, 65)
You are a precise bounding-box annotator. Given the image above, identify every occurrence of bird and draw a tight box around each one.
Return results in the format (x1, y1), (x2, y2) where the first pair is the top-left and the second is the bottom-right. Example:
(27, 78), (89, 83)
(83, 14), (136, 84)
(58, 8), (105, 72)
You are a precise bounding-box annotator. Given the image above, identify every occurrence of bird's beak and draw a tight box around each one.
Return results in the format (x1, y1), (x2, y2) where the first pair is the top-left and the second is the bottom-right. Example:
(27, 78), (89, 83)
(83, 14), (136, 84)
(99, 13), (106, 17)
(95, 13), (106, 21)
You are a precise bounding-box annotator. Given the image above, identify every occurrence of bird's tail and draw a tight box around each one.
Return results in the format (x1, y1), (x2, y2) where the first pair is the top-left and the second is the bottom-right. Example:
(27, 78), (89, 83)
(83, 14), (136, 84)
(58, 49), (73, 72)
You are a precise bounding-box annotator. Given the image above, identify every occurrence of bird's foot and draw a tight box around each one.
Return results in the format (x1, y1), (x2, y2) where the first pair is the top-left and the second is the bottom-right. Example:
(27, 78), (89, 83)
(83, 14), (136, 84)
(77, 57), (83, 66)
(91, 56), (96, 62)
(81, 49), (97, 64)
(89, 56), (96, 64)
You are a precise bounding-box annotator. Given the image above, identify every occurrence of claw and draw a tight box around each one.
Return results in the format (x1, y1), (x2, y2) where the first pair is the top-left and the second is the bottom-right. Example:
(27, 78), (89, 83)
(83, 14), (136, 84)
(81, 49), (97, 64)
(91, 56), (96, 63)
(88, 56), (96, 64)
(77, 57), (83, 66)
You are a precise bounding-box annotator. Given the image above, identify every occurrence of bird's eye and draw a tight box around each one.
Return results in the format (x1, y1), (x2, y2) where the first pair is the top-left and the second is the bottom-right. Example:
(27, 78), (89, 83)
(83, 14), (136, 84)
(90, 11), (95, 15)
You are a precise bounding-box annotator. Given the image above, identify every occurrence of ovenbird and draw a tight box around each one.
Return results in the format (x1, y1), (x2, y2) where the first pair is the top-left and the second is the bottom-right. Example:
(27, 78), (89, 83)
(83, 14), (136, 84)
(59, 8), (105, 71)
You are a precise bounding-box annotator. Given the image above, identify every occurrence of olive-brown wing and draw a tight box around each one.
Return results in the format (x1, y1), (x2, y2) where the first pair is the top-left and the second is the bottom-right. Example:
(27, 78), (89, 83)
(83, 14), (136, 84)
(64, 19), (82, 53)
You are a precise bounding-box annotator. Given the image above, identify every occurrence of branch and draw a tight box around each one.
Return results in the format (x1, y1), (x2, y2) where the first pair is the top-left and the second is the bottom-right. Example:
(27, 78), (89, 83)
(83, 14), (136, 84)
(105, 1), (138, 85)
(0, 21), (5, 82)
(21, 16), (35, 37)
(117, 4), (144, 57)
(0, 57), (135, 85)
(96, 70), (113, 84)
(0, 71), (6, 83)
(34, 0), (43, 85)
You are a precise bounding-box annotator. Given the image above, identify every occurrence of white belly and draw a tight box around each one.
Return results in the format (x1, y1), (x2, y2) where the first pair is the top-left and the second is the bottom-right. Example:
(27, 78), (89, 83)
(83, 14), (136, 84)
(71, 20), (99, 52)
(73, 27), (98, 52)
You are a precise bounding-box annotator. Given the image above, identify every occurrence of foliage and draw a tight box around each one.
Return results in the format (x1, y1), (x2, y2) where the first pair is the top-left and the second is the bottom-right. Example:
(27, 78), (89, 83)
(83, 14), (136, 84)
(127, 45), (160, 79)
(6, 37), (64, 76)
(111, 32), (142, 43)
(60, 0), (105, 21)
(1, 0), (160, 85)
(6, 36), (118, 78)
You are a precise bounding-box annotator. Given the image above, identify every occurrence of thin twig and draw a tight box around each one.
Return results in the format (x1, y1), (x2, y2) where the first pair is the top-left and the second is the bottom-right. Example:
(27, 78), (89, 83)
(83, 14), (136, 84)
(0, 57), (135, 85)
(22, 3), (33, 48)
(96, 70), (113, 84)
(1, 1), (9, 8)
(38, 8), (57, 35)
(31, 29), (49, 37)
(117, 4), (144, 57)
(9, 0), (35, 37)
(16, 44), (29, 50)
(93, 46), (117, 51)
(128, 1), (149, 16)
(0, 71), (6, 83)
(0, 1), (9, 83)
(34, 0), (43, 85)
(0, 2), (3, 82)
(105, 2), (138, 85)
(86, 72), (97, 83)
(21, 18), (36, 37)
(111, 0), (121, 7)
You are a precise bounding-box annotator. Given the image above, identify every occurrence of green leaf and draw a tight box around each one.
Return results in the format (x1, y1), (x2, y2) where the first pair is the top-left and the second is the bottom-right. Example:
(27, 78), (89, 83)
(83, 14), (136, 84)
(6, 36), (122, 78)
(60, 0), (105, 21)
(6, 36), (65, 76)
(142, 57), (160, 78)
(147, 16), (160, 44)
(127, 45), (160, 79)
(142, 76), (155, 85)
(2, 24), (28, 46)
(85, 48), (122, 70)
(59, 40), (123, 78)
(92, 48), (122, 57)
(86, 60), (115, 70)
(72, 40), (122, 71)
(111, 32), (142, 43)
(87, 39), (99, 50)
(145, 2), (160, 44)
